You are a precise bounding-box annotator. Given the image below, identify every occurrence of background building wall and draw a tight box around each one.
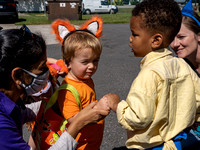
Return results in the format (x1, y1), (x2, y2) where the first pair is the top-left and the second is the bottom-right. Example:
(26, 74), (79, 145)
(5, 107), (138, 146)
(17, 0), (46, 12)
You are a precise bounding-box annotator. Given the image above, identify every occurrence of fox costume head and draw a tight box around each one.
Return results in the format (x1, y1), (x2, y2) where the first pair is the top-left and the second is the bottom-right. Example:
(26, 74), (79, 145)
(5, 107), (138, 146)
(51, 16), (103, 44)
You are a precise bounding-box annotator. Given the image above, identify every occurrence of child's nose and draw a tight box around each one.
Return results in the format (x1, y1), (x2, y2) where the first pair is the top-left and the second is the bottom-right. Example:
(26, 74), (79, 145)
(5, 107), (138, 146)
(88, 63), (94, 69)
(129, 36), (133, 43)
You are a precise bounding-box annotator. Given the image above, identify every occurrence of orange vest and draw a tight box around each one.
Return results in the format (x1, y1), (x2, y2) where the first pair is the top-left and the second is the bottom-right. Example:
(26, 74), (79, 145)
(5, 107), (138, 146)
(32, 84), (82, 150)
(58, 77), (105, 150)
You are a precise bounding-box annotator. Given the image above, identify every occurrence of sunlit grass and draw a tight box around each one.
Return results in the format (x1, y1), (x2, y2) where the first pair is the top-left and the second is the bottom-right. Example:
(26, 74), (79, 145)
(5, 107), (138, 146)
(15, 8), (132, 25)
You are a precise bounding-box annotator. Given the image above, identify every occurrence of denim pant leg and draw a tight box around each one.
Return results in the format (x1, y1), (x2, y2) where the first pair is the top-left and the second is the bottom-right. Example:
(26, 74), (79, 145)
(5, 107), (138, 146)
(181, 128), (200, 150)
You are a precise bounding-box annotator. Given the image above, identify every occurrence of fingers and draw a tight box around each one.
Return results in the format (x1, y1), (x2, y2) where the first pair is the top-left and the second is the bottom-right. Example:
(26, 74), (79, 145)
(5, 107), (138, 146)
(79, 102), (109, 123)
(85, 101), (109, 118)
(97, 109), (110, 116)
(101, 93), (120, 112)
(95, 97), (110, 111)
(87, 101), (97, 108)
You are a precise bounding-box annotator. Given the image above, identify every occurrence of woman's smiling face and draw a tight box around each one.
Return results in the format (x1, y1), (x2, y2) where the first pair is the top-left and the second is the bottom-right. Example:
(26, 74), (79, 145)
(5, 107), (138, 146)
(170, 22), (198, 61)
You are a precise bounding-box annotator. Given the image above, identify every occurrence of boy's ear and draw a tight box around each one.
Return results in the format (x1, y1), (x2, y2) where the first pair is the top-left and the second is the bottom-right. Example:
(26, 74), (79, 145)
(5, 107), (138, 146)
(151, 34), (163, 49)
(67, 62), (72, 70)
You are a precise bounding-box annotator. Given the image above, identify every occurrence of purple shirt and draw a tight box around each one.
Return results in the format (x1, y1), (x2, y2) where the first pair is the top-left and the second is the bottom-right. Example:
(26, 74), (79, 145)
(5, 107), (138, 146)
(0, 92), (30, 150)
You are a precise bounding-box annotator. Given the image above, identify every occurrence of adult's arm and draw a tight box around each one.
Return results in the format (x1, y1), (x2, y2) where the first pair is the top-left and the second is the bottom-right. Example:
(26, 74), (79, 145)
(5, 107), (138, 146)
(67, 102), (109, 138)
(48, 102), (109, 150)
(0, 112), (31, 150)
(48, 132), (77, 150)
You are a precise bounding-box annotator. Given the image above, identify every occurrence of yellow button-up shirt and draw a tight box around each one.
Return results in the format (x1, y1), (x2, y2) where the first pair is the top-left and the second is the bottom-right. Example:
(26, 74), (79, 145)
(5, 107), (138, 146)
(117, 48), (200, 149)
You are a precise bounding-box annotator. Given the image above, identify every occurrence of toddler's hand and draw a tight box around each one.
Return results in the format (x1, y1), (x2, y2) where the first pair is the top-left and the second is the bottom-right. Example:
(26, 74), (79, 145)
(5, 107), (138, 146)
(102, 93), (120, 112)
(93, 97), (111, 119)
(94, 97), (110, 111)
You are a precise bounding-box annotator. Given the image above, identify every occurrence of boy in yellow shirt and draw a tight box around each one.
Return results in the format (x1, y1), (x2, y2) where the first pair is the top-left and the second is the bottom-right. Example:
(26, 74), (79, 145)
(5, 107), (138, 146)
(101, 0), (200, 149)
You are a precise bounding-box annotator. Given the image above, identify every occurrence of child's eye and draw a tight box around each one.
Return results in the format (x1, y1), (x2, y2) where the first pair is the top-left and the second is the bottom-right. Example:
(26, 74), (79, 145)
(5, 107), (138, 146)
(81, 60), (88, 64)
(132, 33), (138, 37)
(93, 60), (99, 65)
(94, 59), (99, 63)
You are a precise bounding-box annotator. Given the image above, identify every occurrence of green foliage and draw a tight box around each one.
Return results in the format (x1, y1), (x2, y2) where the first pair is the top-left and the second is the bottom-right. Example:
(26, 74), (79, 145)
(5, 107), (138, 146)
(107, 0), (111, 4)
(16, 14), (51, 25)
(113, 0), (124, 5)
(129, 0), (140, 5)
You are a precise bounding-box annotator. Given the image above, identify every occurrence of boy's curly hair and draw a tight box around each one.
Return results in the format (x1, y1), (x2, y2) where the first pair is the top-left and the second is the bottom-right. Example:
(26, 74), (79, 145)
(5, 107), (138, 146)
(132, 0), (182, 46)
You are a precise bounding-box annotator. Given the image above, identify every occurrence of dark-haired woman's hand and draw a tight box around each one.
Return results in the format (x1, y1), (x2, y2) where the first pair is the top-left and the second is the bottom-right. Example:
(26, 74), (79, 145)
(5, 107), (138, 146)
(66, 102), (109, 138)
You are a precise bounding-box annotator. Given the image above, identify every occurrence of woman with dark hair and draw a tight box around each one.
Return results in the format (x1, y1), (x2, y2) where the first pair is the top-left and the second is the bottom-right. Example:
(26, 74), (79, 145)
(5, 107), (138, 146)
(170, 1), (200, 149)
(0, 25), (109, 150)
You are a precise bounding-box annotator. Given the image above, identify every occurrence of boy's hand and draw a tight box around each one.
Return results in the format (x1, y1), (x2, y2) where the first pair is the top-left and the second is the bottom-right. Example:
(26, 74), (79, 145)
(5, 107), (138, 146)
(102, 93), (120, 112)
(94, 97), (110, 111)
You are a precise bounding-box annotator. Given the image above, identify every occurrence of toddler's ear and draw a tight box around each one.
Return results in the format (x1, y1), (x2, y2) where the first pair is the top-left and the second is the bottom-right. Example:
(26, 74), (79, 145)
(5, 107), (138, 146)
(151, 33), (163, 49)
(80, 16), (103, 38)
(51, 19), (76, 44)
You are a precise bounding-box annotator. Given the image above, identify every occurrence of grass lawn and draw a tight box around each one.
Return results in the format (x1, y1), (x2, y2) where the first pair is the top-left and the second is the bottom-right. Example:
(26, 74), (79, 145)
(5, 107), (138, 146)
(15, 8), (132, 25)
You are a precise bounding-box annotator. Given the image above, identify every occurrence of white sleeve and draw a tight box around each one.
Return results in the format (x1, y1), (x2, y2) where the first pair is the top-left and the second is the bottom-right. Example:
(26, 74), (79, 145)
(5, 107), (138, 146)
(22, 101), (42, 123)
(48, 131), (78, 150)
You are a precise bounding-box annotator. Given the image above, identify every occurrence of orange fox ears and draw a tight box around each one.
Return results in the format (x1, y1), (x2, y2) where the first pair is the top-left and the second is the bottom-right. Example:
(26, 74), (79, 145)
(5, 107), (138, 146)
(51, 16), (103, 44)
(51, 19), (76, 44)
(79, 16), (103, 39)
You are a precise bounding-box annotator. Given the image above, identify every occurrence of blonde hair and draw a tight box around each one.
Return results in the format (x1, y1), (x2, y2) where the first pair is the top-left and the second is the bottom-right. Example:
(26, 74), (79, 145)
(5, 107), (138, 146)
(62, 31), (102, 65)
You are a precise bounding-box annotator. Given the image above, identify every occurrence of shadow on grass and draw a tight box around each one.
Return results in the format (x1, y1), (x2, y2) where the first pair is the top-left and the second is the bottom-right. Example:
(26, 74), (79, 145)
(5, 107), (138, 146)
(0, 17), (26, 24)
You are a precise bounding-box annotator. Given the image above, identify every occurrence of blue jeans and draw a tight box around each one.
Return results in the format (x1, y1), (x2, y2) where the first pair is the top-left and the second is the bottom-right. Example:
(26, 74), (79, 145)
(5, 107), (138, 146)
(181, 127), (200, 150)
(124, 132), (187, 150)
(147, 132), (186, 150)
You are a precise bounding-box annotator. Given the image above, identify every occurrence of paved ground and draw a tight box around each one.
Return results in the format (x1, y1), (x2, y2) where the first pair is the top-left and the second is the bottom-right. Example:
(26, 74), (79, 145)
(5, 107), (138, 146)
(0, 24), (58, 45)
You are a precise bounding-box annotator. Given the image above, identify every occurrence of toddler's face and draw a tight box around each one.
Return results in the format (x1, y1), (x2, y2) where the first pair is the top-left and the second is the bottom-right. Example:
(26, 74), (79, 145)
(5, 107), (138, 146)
(129, 16), (153, 57)
(67, 47), (100, 81)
